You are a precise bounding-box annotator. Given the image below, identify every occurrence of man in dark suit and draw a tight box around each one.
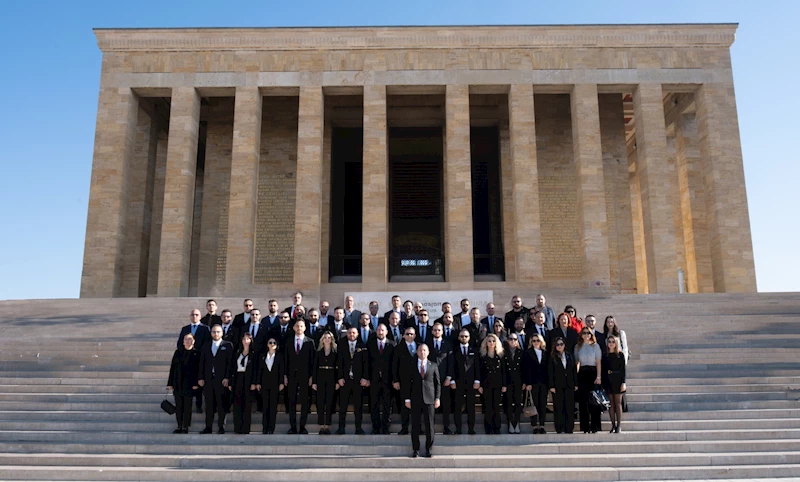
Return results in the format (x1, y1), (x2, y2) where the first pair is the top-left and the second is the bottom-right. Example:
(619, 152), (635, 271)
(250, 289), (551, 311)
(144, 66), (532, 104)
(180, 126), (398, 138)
(219, 310), (239, 350)
(178, 309), (211, 413)
(264, 299), (280, 326)
(305, 308), (325, 346)
(319, 300), (334, 327)
(268, 311), (294, 350)
(337, 327), (369, 434)
(356, 313), (374, 345)
(232, 299), (254, 329)
(414, 310), (433, 346)
(451, 328), (481, 435)
(404, 343), (440, 458)
(464, 308), (488, 350)
(200, 299), (222, 328)
(243, 309), (269, 357)
(326, 307), (351, 341)
(504, 295), (529, 329)
(368, 324), (396, 434)
(428, 322), (454, 434)
(386, 312), (404, 343)
(197, 324), (234, 434)
(383, 295), (406, 325)
(527, 310), (550, 344)
(433, 302), (454, 329)
(481, 303), (503, 336)
(367, 301), (385, 331)
(585, 314), (606, 354)
(439, 312), (459, 345)
(392, 326), (418, 435)
(284, 319), (315, 434)
(509, 317), (527, 350)
(343, 296), (362, 328)
(283, 291), (303, 319)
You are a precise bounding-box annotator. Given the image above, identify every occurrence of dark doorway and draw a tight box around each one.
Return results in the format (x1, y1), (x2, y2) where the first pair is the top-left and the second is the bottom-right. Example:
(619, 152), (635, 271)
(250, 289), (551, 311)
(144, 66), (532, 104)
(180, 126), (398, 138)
(471, 126), (505, 280)
(388, 127), (444, 281)
(328, 127), (363, 281)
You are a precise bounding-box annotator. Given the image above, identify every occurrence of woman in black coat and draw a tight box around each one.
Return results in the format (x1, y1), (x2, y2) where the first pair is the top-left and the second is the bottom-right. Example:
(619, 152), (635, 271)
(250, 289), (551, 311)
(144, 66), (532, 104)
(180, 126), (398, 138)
(256, 337), (284, 434)
(504, 333), (524, 434)
(167, 333), (201, 433)
(230, 332), (257, 434)
(522, 333), (549, 434)
(312, 331), (339, 435)
(602, 335), (627, 434)
(548, 336), (578, 434)
(478, 334), (507, 434)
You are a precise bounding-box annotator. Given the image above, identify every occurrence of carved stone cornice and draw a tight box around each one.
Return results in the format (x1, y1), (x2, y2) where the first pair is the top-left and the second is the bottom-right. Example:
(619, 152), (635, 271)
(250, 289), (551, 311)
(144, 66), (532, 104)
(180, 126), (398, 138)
(94, 24), (737, 52)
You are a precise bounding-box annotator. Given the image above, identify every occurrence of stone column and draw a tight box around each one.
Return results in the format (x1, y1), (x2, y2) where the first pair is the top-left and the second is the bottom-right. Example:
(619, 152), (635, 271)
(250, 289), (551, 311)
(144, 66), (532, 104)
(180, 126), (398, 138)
(507, 84), (543, 283)
(695, 82), (757, 292)
(571, 84), (611, 288)
(444, 84), (474, 284)
(157, 87), (201, 297)
(675, 112), (714, 293)
(633, 83), (679, 293)
(362, 85), (388, 286)
(80, 87), (139, 298)
(292, 86), (324, 289)
(224, 87), (262, 294)
(146, 135), (168, 296)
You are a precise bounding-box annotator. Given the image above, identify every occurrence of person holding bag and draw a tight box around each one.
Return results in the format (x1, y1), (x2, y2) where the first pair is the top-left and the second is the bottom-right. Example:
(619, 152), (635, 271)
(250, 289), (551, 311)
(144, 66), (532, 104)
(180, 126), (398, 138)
(522, 333), (549, 433)
(167, 333), (201, 434)
(575, 328), (603, 433)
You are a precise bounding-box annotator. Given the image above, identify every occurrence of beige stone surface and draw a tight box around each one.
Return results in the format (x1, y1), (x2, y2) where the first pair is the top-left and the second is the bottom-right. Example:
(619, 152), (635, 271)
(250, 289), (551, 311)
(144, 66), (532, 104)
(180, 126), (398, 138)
(81, 87), (139, 298)
(695, 82), (757, 292)
(292, 87), (324, 291)
(156, 87), (201, 297)
(362, 85), (388, 286)
(675, 112), (715, 293)
(224, 87), (262, 293)
(633, 83), (679, 293)
(571, 84), (611, 288)
(146, 136), (168, 295)
(444, 84), (474, 284)
(507, 84), (543, 283)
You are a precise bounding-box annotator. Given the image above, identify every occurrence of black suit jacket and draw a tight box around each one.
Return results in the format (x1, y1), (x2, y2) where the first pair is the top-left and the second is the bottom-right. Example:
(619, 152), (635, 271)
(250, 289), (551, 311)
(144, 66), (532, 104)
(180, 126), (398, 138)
(592, 330), (607, 354)
(464, 322), (488, 350)
(230, 350), (258, 392)
(548, 352), (578, 390)
(258, 352), (284, 390)
(200, 313), (222, 328)
(393, 341), (418, 385)
(326, 320), (352, 341)
(522, 348), (549, 385)
(284, 336), (315, 383)
(480, 354), (507, 389)
(440, 325), (459, 346)
(526, 323), (550, 346)
(198, 340), (234, 385)
(383, 310), (408, 325)
(504, 308), (529, 328)
(386, 324), (404, 343)
(232, 312), (251, 329)
(243, 322), (270, 357)
(414, 324), (433, 346)
(220, 324), (240, 352)
(452, 344), (480, 386)
(267, 322), (293, 352)
(427, 339), (453, 382)
(404, 358), (441, 405)
(549, 326), (579, 354)
(177, 324), (211, 351)
(504, 348), (523, 386)
(355, 326), (375, 345)
(338, 340), (368, 382)
(480, 316), (505, 335)
(306, 324), (325, 346)
(367, 338), (396, 384)
(366, 314), (386, 331)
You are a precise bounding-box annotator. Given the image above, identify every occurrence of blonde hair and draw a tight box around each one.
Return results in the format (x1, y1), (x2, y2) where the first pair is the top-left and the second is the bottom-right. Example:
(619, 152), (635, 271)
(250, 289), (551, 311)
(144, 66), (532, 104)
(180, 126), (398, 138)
(480, 334), (504, 357)
(528, 333), (546, 350)
(317, 331), (338, 353)
(606, 335), (621, 355)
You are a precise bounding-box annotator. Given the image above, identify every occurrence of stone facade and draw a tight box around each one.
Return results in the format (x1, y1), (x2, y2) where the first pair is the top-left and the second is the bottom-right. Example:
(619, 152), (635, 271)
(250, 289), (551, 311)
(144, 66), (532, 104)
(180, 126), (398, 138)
(80, 24), (757, 298)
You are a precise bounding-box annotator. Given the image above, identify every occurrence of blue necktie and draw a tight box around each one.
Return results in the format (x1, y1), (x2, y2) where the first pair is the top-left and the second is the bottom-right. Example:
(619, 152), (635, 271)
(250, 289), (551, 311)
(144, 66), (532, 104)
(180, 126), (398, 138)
(191, 325), (197, 336)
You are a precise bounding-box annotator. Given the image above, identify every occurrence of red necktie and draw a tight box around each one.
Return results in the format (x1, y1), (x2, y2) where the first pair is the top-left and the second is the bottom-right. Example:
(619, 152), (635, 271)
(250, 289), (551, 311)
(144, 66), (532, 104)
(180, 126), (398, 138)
(420, 362), (425, 379)
(296, 340), (300, 354)
(292, 307), (296, 318)
(379, 342), (384, 355)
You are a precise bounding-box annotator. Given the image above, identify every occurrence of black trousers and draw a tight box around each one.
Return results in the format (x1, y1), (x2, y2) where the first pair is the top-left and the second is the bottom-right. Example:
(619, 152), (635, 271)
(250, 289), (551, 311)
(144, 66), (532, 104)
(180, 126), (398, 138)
(453, 384), (476, 432)
(553, 387), (575, 433)
(483, 387), (502, 434)
(193, 386), (203, 411)
(203, 381), (227, 430)
(287, 378), (310, 429)
(399, 384), (411, 430)
(411, 401), (435, 452)
(261, 386), (280, 433)
(577, 366), (602, 432)
(505, 382), (523, 428)
(529, 383), (549, 426)
(370, 381), (392, 431)
(439, 382), (453, 430)
(338, 380), (363, 430)
(232, 376), (252, 434)
(316, 379), (336, 426)
(174, 394), (193, 429)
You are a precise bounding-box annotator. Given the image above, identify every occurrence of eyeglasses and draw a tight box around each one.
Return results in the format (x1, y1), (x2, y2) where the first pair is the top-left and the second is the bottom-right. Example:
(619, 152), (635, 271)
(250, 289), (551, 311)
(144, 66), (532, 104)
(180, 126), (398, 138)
(458, 335), (469, 339)
(267, 341), (277, 345)
(405, 333), (415, 337)
(582, 332), (591, 336)
(532, 340), (541, 343)
(509, 338), (518, 342)
(556, 342), (565, 346)
(608, 340), (617, 344)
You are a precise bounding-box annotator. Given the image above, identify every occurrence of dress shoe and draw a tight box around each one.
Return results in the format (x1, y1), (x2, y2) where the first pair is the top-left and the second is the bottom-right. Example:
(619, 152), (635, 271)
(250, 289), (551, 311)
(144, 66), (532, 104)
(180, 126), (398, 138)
(181, 428), (189, 434)
(335, 427), (345, 435)
(443, 427), (453, 435)
(173, 428), (183, 434)
(614, 425), (621, 434)
(319, 428), (326, 435)
(454, 428), (462, 435)
(355, 428), (366, 435)
(411, 450), (419, 458)
(419, 430), (426, 435)
(383, 428), (391, 435)
(287, 428), (297, 434)
(609, 424), (616, 434)
(539, 426), (547, 434)
(322, 428), (331, 435)
(263, 429), (269, 434)
(299, 428), (309, 435)
(424, 451), (432, 458)
(200, 427), (212, 434)
(397, 428), (409, 435)
(468, 429), (476, 435)
(218, 428), (225, 434)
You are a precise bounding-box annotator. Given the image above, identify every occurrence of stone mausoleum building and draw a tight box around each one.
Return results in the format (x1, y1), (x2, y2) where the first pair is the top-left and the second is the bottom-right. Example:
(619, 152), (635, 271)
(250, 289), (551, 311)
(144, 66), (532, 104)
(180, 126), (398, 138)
(81, 24), (757, 300)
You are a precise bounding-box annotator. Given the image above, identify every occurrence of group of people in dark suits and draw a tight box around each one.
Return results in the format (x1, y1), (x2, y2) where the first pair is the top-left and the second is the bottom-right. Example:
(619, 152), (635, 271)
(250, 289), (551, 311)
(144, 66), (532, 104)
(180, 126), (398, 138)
(168, 293), (629, 456)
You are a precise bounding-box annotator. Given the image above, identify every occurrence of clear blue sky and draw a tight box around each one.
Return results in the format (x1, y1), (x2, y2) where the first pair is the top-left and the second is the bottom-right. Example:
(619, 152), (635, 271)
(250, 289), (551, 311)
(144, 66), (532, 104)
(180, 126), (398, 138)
(0, 0), (797, 299)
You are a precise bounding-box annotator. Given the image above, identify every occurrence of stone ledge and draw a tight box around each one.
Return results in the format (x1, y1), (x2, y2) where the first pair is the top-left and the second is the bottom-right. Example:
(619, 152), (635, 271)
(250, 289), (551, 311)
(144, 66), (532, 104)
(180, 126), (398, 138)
(94, 24), (737, 52)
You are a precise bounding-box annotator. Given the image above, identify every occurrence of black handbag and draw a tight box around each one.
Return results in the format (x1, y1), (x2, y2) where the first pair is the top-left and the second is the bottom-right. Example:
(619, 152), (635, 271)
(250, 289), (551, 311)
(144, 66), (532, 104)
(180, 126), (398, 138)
(161, 399), (176, 415)
(622, 393), (629, 412)
(589, 386), (611, 412)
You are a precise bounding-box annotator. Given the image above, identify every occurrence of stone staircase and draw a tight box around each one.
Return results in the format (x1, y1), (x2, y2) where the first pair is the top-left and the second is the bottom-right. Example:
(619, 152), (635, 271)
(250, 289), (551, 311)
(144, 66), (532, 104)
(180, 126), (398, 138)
(0, 293), (798, 481)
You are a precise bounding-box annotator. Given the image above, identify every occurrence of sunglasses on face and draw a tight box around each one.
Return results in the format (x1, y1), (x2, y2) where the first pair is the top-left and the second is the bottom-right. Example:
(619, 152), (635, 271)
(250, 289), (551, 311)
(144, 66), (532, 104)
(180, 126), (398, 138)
(459, 335), (469, 339)
(608, 341), (616, 344)
(556, 343), (565, 346)
(268, 341), (277, 345)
